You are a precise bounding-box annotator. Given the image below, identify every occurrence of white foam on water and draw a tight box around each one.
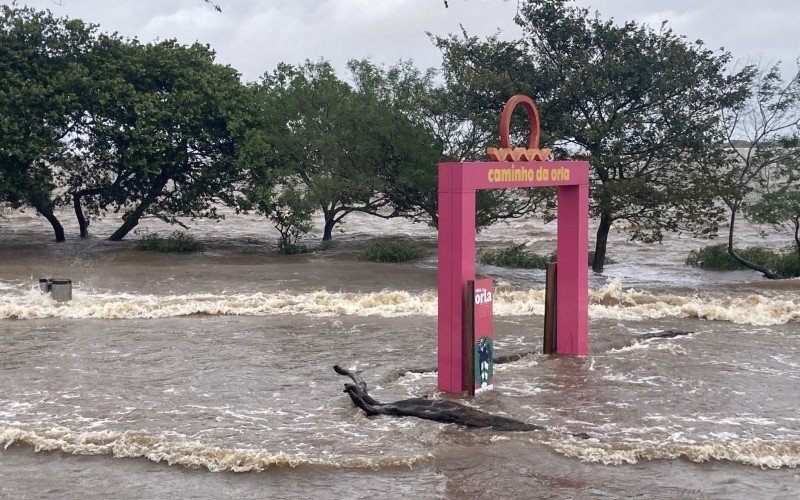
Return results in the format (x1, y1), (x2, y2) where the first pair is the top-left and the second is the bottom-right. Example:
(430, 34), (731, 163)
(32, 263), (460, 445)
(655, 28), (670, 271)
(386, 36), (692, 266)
(0, 280), (797, 325)
(548, 435), (800, 468)
(612, 340), (688, 355)
(0, 423), (432, 472)
(588, 280), (800, 325)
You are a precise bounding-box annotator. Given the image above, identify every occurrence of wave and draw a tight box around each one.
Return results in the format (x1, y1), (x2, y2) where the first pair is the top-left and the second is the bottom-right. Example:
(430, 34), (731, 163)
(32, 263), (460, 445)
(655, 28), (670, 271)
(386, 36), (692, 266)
(4, 422), (798, 471)
(549, 436), (800, 469)
(0, 281), (797, 325)
(0, 424), (431, 472)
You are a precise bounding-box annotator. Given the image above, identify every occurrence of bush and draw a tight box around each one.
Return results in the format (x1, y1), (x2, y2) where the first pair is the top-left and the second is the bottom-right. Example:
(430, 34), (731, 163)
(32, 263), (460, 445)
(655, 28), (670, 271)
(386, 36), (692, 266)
(739, 246), (782, 268)
(479, 244), (550, 269)
(359, 238), (427, 263)
(685, 244), (775, 270)
(588, 250), (616, 266)
(479, 245), (611, 269)
(136, 231), (204, 253)
(278, 239), (312, 255)
(773, 252), (800, 279)
(685, 244), (800, 277)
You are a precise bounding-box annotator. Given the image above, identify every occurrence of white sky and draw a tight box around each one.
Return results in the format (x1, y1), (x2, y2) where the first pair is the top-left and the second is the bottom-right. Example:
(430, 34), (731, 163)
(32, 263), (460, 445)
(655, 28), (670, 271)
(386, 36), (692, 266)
(8, 0), (800, 82)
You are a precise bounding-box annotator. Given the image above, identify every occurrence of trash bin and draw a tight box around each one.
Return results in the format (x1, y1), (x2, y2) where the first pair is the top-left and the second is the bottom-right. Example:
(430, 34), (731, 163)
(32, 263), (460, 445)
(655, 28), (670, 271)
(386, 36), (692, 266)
(50, 279), (72, 302)
(39, 278), (51, 293)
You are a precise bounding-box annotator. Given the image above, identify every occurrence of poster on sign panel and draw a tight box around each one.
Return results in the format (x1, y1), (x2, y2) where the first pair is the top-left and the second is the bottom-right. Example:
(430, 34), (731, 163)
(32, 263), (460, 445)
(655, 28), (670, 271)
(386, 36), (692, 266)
(468, 278), (494, 395)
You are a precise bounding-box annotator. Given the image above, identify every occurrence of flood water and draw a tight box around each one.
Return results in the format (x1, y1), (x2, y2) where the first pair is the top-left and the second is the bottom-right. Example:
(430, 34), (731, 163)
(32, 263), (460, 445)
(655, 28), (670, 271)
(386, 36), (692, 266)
(1, 208), (799, 498)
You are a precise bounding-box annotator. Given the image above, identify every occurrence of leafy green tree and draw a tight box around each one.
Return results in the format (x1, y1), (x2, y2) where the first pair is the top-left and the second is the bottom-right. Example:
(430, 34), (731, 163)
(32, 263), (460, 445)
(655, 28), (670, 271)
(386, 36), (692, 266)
(254, 61), (439, 241)
(435, 0), (749, 271)
(747, 186), (800, 257)
(269, 182), (316, 254)
(0, 6), (95, 241)
(712, 63), (800, 278)
(70, 38), (248, 241)
(348, 58), (552, 228)
(63, 32), (132, 237)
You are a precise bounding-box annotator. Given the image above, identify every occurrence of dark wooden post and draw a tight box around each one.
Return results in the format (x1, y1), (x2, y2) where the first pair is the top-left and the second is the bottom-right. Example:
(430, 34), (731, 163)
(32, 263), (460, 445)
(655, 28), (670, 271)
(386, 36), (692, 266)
(543, 262), (557, 354)
(464, 280), (476, 396)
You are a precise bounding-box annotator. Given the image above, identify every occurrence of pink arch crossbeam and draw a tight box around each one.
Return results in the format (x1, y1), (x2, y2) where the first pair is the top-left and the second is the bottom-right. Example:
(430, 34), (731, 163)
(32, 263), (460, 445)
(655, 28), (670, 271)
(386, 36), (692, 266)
(437, 160), (590, 393)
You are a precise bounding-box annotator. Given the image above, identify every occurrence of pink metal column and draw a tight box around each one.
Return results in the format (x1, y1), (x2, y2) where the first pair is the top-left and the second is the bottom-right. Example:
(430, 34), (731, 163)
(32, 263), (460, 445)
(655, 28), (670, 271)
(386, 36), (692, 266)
(437, 163), (476, 393)
(556, 184), (589, 355)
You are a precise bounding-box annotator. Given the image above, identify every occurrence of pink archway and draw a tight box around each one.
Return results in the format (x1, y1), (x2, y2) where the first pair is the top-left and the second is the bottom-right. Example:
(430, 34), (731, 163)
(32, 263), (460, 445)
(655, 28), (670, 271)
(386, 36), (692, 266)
(437, 96), (590, 394)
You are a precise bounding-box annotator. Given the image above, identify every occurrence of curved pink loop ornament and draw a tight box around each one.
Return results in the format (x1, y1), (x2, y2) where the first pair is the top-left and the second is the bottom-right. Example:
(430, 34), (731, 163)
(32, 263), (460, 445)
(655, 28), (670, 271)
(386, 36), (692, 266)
(487, 95), (551, 162)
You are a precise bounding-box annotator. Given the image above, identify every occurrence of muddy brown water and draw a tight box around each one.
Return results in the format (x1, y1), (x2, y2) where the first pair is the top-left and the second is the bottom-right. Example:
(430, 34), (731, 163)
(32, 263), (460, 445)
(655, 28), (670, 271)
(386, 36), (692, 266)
(1, 209), (799, 498)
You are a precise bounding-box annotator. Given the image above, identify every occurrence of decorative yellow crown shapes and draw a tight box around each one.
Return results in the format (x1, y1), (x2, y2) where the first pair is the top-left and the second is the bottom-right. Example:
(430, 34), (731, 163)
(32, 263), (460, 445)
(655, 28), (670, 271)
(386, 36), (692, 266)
(486, 95), (551, 162)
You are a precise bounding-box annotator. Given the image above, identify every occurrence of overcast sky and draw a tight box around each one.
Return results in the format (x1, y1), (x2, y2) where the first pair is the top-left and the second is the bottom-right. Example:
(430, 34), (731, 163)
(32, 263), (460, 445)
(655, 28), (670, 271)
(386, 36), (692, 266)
(9, 0), (800, 82)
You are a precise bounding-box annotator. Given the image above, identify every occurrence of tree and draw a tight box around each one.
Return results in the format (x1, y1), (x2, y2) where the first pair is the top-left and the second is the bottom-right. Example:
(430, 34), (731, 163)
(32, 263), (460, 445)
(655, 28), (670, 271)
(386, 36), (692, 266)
(0, 6), (96, 241)
(70, 38), (247, 241)
(435, 0), (748, 271)
(254, 61), (439, 241)
(713, 63), (800, 278)
(747, 185), (800, 257)
(268, 181), (316, 254)
(348, 58), (552, 228)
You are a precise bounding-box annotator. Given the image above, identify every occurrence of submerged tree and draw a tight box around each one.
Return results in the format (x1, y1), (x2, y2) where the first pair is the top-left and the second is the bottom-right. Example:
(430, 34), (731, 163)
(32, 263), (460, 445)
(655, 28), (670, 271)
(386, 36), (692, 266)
(348, 58), (552, 229)
(252, 61), (440, 241)
(435, 0), (749, 271)
(747, 185), (800, 257)
(713, 63), (800, 278)
(71, 39), (247, 241)
(0, 6), (96, 241)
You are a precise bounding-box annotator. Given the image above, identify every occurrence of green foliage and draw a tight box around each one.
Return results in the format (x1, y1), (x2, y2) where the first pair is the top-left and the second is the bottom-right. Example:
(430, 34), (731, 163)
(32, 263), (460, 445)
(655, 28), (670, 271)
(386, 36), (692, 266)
(435, 0), (744, 271)
(685, 244), (737, 270)
(479, 244), (550, 269)
(73, 37), (249, 241)
(747, 187), (800, 226)
(359, 239), (427, 263)
(588, 250), (616, 266)
(249, 60), (441, 242)
(136, 231), (204, 253)
(746, 185), (800, 256)
(270, 183), (315, 254)
(0, 5), (98, 240)
(277, 241), (312, 255)
(479, 245), (613, 269)
(348, 59), (552, 229)
(772, 252), (800, 279)
(685, 244), (787, 272)
(709, 62), (800, 279)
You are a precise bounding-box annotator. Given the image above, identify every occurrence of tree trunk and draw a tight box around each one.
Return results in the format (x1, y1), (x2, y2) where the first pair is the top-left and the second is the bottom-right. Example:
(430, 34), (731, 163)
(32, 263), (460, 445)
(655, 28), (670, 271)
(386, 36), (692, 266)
(28, 195), (65, 242)
(727, 207), (776, 279)
(108, 173), (169, 241)
(73, 193), (89, 238)
(322, 215), (335, 241)
(592, 213), (613, 273)
(794, 216), (800, 258)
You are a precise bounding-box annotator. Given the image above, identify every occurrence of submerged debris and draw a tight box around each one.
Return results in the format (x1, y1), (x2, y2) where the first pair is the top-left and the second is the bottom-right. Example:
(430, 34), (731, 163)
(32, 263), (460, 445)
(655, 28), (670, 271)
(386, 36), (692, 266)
(334, 365), (593, 440)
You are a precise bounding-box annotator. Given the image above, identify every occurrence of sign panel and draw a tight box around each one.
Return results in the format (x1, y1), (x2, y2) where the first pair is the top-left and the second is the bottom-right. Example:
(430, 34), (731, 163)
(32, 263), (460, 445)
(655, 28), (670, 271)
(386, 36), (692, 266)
(466, 278), (494, 395)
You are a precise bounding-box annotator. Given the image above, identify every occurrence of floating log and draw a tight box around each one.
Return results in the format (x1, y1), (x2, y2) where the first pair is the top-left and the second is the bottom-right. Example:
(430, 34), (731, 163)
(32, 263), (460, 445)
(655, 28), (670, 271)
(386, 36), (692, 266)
(590, 329), (695, 353)
(339, 331), (694, 434)
(634, 329), (694, 341)
(334, 365), (545, 432)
